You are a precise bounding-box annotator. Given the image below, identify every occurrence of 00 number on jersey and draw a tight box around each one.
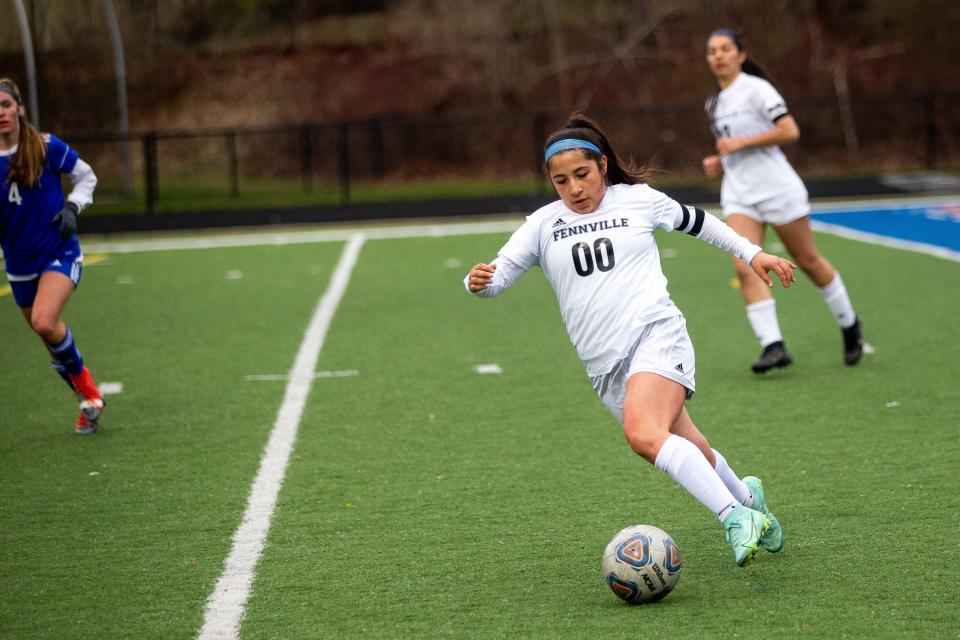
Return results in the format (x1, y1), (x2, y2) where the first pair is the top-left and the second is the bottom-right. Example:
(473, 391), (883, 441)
(571, 237), (616, 276)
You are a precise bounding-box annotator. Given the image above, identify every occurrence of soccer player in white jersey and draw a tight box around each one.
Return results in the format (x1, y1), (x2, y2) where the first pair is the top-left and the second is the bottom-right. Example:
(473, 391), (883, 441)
(0, 78), (104, 434)
(465, 113), (796, 566)
(702, 29), (864, 373)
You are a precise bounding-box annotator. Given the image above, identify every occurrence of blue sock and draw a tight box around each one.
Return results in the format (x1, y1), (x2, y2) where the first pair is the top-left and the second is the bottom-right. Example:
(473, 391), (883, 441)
(49, 328), (84, 376)
(50, 360), (77, 392)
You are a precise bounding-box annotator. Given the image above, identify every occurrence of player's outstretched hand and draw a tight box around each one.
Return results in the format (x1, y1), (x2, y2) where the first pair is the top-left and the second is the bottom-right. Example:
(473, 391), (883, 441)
(750, 252), (797, 288)
(467, 262), (496, 293)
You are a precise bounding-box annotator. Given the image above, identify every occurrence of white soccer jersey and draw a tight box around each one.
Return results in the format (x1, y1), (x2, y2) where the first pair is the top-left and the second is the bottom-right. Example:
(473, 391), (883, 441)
(707, 72), (806, 205)
(468, 183), (759, 377)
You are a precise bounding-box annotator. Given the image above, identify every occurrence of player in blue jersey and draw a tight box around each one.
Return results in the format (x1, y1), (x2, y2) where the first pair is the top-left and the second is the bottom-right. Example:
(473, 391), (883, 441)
(1, 78), (103, 434)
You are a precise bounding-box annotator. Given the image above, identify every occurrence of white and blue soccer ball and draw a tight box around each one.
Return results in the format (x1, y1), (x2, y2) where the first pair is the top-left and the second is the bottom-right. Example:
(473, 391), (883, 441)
(602, 524), (682, 604)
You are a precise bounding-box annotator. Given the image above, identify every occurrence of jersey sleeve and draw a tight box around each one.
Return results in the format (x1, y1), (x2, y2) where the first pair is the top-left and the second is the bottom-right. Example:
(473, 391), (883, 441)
(464, 216), (540, 297)
(648, 186), (685, 232)
(44, 134), (79, 174)
(672, 203), (762, 264)
(464, 255), (527, 298)
(66, 158), (97, 211)
(755, 79), (789, 123)
(496, 215), (541, 270)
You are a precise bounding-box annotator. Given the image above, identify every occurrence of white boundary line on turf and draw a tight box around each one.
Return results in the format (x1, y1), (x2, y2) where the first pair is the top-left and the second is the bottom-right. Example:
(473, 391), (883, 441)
(197, 233), (366, 640)
(243, 369), (360, 382)
(81, 219), (523, 254)
(75, 193), (960, 262)
(809, 195), (960, 213)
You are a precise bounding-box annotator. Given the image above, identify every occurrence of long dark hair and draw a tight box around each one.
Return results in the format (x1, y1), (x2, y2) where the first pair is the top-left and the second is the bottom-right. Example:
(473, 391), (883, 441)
(705, 30), (771, 129)
(0, 78), (46, 187)
(544, 112), (655, 185)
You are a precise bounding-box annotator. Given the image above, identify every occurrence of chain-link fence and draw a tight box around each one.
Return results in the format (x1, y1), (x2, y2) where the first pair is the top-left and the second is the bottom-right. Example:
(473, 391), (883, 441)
(68, 92), (958, 219)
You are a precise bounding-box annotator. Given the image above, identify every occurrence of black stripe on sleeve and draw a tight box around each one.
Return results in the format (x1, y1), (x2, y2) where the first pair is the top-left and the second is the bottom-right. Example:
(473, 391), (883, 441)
(772, 112), (790, 123)
(688, 207), (705, 236)
(676, 202), (690, 232)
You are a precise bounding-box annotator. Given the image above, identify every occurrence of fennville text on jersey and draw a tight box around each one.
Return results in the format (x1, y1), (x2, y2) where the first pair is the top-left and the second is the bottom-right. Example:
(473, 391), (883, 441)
(552, 218), (630, 242)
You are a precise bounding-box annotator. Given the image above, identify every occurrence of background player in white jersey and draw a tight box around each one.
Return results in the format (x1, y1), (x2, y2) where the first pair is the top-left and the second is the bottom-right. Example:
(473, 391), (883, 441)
(702, 29), (864, 373)
(0, 78), (104, 434)
(465, 113), (796, 566)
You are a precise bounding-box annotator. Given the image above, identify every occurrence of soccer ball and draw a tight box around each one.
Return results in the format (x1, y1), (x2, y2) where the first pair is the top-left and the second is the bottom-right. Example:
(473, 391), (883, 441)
(602, 524), (682, 604)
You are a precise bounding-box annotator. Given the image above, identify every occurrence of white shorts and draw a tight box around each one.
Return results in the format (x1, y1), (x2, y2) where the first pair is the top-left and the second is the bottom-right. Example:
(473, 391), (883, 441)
(722, 186), (810, 226)
(590, 315), (696, 426)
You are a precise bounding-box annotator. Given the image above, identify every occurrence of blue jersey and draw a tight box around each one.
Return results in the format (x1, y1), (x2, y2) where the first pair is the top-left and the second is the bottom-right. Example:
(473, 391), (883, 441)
(1, 133), (82, 278)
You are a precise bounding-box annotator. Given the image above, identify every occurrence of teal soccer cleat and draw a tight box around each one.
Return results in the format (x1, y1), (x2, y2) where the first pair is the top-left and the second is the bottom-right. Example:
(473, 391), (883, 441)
(723, 505), (771, 567)
(743, 476), (783, 552)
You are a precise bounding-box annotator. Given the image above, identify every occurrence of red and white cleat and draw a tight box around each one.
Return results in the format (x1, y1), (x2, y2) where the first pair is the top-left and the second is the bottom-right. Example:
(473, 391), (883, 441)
(74, 410), (99, 435)
(69, 367), (104, 435)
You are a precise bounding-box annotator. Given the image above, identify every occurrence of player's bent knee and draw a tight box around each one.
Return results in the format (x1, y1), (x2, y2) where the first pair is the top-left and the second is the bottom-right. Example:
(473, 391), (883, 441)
(622, 427), (662, 463)
(790, 249), (823, 274)
(30, 315), (58, 339)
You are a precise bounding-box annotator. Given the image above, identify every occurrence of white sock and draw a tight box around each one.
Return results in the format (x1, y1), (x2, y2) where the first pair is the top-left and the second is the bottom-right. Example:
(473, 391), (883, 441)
(655, 435), (738, 522)
(712, 449), (752, 507)
(817, 272), (857, 329)
(745, 299), (783, 347)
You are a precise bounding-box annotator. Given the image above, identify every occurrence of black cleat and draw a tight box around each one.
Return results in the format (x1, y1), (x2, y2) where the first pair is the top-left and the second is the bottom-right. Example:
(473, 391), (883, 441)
(842, 317), (863, 365)
(752, 341), (793, 374)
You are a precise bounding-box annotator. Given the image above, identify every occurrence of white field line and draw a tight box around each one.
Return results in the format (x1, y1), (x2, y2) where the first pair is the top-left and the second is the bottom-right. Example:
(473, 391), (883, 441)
(809, 196), (960, 213)
(74, 196), (960, 262)
(244, 369), (360, 382)
(81, 219), (523, 254)
(197, 233), (366, 640)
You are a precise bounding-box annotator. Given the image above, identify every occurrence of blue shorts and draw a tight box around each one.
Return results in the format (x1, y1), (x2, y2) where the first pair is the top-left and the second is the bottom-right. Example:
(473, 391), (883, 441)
(7, 252), (83, 308)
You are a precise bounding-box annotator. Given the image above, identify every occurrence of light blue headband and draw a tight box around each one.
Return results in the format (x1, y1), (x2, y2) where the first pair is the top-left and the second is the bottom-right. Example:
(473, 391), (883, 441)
(544, 138), (603, 163)
(709, 28), (737, 40)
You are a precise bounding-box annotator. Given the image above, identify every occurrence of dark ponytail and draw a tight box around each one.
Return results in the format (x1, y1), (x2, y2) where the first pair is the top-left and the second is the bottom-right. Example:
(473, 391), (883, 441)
(741, 59), (768, 81)
(544, 112), (655, 185)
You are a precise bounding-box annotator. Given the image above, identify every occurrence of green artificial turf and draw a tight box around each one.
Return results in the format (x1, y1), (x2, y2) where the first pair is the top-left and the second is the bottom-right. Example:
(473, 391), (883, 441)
(1, 217), (957, 639)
